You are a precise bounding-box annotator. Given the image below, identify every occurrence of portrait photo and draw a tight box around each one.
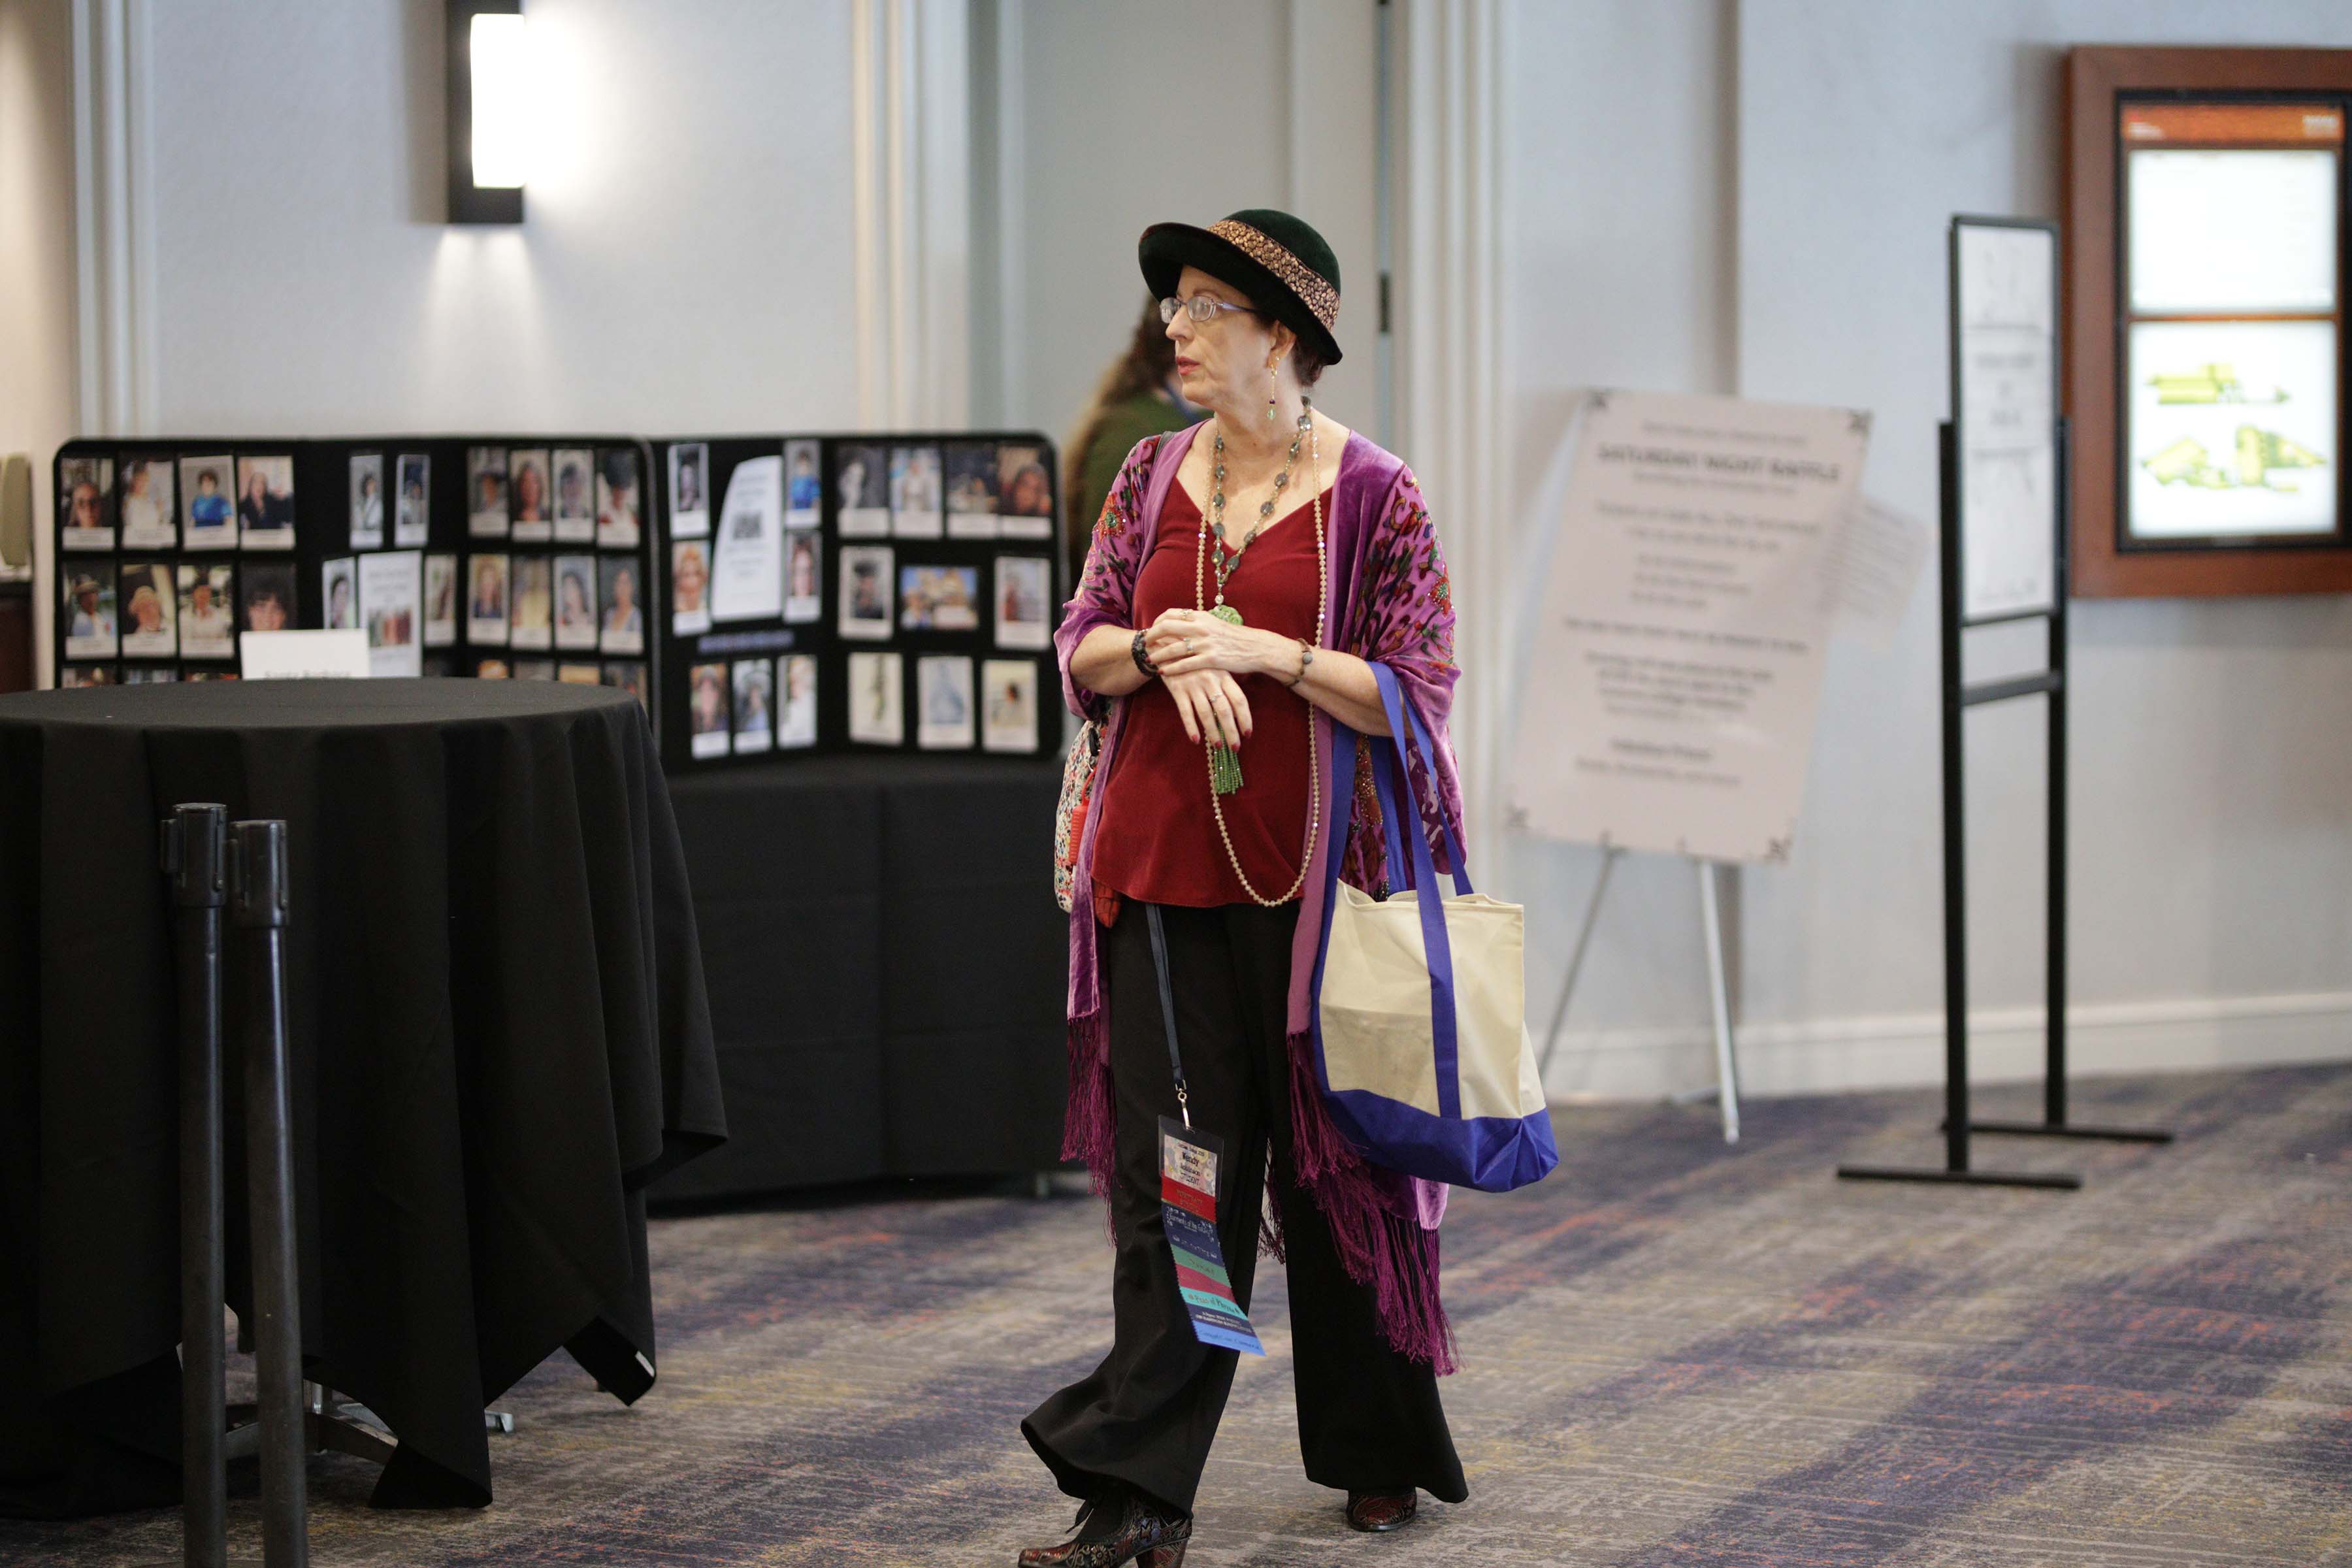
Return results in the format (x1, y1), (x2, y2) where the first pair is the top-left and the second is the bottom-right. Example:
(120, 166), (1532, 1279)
(785, 532), (822, 625)
(839, 544), (894, 640)
(467, 552), (510, 644)
(178, 563), (237, 659)
(889, 444), (943, 538)
(60, 665), (118, 688)
(553, 448), (595, 541)
(123, 667), (179, 684)
(242, 562), (296, 634)
(778, 653), (817, 747)
(847, 650), (904, 746)
(120, 561), (178, 657)
(981, 659), (1039, 753)
(63, 564), (116, 658)
(834, 442), (890, 536)
(395, 453), (431, 546)
(180, 455), (237, 550)
(237, 455), (297, 550)
(512, 660), (557, 681)
(601, 661), (648, 712)
(996, 443), (1055, 538)
(467, 446), (510, 538)
(423, 553), (457, 645)
(994, 555), (1053, 650)
(476, 659), (512, 679)
(785, 439), (822, 529)
(596, 449), (642, 548)
(945, 441), (1002, 538)
(732, 659), (775, 754)
(600, 556), (645, 653)
(899, 563), (980, 631)
(672, 538), (712, 636)
(360, 549), (422, 677)
(669, 442), (710, 538)
(508, 448), (553, 542)
(118, 455), (176, 549)
(555, 555), (599, 649)
(689, 662), (730, 759)
(322, 557), (357, 632)
(917, 654), (975, 750)
(510, 555), (554, 649)
(559, 663), (602, 685)
(350, 452), (386, 549)
(58, 455), (115, 551)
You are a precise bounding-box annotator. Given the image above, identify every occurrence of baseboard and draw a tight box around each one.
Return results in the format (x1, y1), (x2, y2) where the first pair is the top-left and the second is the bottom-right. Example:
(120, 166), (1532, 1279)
(1538, 990), (2352, 1102)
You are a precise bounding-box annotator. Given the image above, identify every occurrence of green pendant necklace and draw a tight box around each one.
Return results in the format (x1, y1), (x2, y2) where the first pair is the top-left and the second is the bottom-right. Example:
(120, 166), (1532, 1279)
(1197, 404), (1315, 794)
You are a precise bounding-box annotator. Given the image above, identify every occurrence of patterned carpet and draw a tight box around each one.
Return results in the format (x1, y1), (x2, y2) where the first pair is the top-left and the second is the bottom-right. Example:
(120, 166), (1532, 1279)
(7, 1063), (2350, 1566)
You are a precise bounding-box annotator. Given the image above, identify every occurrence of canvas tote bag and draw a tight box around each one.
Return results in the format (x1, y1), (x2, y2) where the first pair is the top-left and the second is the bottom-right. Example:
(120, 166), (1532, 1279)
(1313, 664), (1558, 1193)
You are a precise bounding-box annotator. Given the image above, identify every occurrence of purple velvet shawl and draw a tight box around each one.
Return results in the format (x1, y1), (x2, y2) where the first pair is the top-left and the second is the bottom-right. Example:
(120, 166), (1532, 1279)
(1053, 421), (1468, 1373)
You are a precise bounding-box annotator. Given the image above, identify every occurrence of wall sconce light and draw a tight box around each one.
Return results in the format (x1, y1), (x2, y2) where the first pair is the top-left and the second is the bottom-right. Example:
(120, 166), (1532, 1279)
(447, 1), (529, 224)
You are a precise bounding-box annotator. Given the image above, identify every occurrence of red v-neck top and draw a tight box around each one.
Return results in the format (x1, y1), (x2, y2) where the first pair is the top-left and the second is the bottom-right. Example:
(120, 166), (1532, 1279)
(1092, 479), (1325, 908)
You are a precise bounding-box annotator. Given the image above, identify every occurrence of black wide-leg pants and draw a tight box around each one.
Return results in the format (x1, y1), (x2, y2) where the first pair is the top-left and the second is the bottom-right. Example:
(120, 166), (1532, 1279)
(1021, 900), (1467, 1518)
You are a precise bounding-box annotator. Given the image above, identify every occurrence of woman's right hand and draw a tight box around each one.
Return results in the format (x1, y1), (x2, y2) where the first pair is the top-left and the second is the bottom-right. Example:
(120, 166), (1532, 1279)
(1163, 668), (1252, 749)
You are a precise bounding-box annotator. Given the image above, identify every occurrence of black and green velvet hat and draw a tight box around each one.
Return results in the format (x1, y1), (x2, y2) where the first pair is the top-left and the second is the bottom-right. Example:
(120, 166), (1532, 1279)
(1139, 208), (1344, 367)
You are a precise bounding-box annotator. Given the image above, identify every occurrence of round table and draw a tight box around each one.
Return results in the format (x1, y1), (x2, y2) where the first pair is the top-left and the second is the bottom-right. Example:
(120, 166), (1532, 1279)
(0, 679), (725, 1513)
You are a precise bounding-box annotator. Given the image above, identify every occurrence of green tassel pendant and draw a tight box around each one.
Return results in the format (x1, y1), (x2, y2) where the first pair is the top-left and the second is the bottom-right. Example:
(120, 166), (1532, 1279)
(1211, 743), (1245, 795)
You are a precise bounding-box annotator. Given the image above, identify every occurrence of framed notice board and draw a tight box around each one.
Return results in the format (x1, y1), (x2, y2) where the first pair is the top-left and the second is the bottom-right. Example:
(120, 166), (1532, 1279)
(2064, 46), (2352, 596)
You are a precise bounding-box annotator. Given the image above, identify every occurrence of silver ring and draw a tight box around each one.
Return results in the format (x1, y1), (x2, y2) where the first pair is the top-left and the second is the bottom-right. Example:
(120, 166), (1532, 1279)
(1183, 638), (1194, 655)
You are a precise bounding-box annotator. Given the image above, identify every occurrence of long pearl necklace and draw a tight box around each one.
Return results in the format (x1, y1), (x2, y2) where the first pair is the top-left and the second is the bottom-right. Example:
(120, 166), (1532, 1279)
(1194, 402), (1326, 906)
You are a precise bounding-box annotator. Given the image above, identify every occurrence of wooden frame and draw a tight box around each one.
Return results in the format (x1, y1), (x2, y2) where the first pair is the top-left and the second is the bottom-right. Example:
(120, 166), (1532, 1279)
(2063, 46), (2352, 597)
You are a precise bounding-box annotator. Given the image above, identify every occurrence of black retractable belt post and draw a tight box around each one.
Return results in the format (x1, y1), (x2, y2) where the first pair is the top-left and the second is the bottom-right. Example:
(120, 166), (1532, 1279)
(162, 804), (229, 1568)
(227, 820), (308, 1568)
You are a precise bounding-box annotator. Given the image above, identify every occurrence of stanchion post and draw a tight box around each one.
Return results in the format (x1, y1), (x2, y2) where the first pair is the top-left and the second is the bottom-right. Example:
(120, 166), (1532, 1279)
(163, 804), (229, 1568)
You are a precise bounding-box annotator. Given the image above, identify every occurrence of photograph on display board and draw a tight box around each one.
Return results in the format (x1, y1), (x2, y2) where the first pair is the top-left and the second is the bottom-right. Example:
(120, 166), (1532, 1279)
(559, 663), (601, 685)
(671, 538), (712, 635)
(321, 557), (357, 632)
(553, 448), (595, 541)
(945, 441), (1001, 538)
(179, 455), (236, 550)
(839, 544), (894, 640)
(467, 447), (510, 538)
(61, 666), (118, 688)
(835, 442), (890, 536)
(118, 456), (176, 550)
(186, 670), (238, 683)
(994, 555), (1052, 649)
(785, 532), (821, 624)
(996, 443), (1056, 538)
(477, 659), (511, 679)
(514, 660), (556, 681)
(554, 554), (598, 649)
(848, 650), (904, 745)
(899, 563), (979, 631)
(596, 449), (643, 548)
(120, 562), (178, 657)
(689, 662), (730, 759)
(982, 659), (1039, 753)
(178, 563), (236, 659)
(732, 659), (774, 754)
(350, 453), (385, 549)
(242, 562), (295, 634)
(669, 442), (710, 538)
(510, 555), (553, 649)
(59, 455), (114, 551)
(123, 668), (178, 684)
(509, 448), (553, 542)
(602, 661), (647, 711)
(423, 553), (457, 645)
(395, 453), (431, 546)
(63, 564), (118, 658)
(778, 653), (817, 748)
(785, 439), (822, 528)
(468, 553), (510, 644)
(237, 455), (297, 550)
(361, 551), (422, 678)
(600, 556), (645, 653)
(917, 654), (974, 750)
(889, 444), (943, 538)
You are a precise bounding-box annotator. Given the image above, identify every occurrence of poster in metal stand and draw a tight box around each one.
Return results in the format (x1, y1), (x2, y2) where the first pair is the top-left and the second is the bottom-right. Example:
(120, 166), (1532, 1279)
(1837, 215), (2172, 1191)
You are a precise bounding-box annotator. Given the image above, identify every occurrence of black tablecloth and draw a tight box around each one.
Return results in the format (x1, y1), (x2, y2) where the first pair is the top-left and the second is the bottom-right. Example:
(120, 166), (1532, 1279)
(0, 679), (725, 1514)
(652, 755), (1068, 1200)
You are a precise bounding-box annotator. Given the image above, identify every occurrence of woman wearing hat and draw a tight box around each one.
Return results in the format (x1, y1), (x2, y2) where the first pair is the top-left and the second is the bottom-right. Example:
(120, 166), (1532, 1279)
(1021, 210), (1470, 1567)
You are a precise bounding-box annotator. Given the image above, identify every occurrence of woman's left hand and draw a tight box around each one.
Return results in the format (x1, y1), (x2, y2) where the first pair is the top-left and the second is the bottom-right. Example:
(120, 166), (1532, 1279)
(1144, 607), (1285, 680)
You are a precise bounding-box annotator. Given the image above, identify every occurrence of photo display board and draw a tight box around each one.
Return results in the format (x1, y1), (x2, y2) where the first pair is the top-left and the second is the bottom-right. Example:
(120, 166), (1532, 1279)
(653, 432), (1060, 769)
(50, 435), (661, 728)
(1951, 216), (2061, 622)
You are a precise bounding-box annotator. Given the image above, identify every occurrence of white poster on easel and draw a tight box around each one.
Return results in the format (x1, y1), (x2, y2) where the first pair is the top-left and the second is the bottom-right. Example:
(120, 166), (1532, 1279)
(1505, 389), (1870, 865)
(1954, 219), (2058, 620)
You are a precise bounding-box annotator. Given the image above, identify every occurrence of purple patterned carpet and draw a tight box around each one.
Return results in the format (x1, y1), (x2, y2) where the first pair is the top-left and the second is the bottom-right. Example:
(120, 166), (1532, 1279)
(7, 1063), (2349, 1565)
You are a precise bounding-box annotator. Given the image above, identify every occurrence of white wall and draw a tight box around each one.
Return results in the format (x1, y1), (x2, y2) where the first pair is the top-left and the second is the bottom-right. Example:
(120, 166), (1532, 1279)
(1507, 0), (2352, 1098)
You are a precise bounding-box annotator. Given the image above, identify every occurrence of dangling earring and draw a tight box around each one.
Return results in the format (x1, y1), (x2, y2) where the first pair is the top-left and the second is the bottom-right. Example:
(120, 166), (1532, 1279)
(1266, 361), (1279, 423)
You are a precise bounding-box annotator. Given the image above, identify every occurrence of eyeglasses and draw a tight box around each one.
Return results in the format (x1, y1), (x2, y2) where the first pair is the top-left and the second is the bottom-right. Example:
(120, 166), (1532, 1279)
(1160, 294), (1264, 326)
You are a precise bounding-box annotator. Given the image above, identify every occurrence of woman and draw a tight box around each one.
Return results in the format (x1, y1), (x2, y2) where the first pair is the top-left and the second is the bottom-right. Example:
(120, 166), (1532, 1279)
(1022, 210), (1468, 1568)
(1062, 297), (1200, 594)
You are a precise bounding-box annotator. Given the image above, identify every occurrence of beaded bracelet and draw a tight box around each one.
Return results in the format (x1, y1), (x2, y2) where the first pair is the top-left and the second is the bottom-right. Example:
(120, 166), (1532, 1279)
(1130, 628), (1158, 679)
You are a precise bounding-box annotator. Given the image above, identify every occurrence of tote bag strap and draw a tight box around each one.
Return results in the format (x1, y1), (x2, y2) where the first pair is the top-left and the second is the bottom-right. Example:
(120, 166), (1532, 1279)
(1367, 664), (1473, 896)
(1365, 662), (1466, 1119)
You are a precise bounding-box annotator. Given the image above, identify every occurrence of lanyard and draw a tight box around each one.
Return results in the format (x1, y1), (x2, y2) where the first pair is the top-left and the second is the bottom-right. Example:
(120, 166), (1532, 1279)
(1143, 901), (1190, 1129)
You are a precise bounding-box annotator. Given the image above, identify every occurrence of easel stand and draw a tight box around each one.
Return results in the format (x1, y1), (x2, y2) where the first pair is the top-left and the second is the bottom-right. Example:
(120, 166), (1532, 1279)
(1837, 421), (2170, 1190)
(1540, 849), (1742, 1144)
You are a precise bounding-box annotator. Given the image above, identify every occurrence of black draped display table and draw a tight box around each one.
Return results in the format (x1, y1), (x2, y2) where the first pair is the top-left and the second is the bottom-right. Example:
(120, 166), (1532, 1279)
(652, 755), (1069, 1201)
(0, 679), (725, 1514)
